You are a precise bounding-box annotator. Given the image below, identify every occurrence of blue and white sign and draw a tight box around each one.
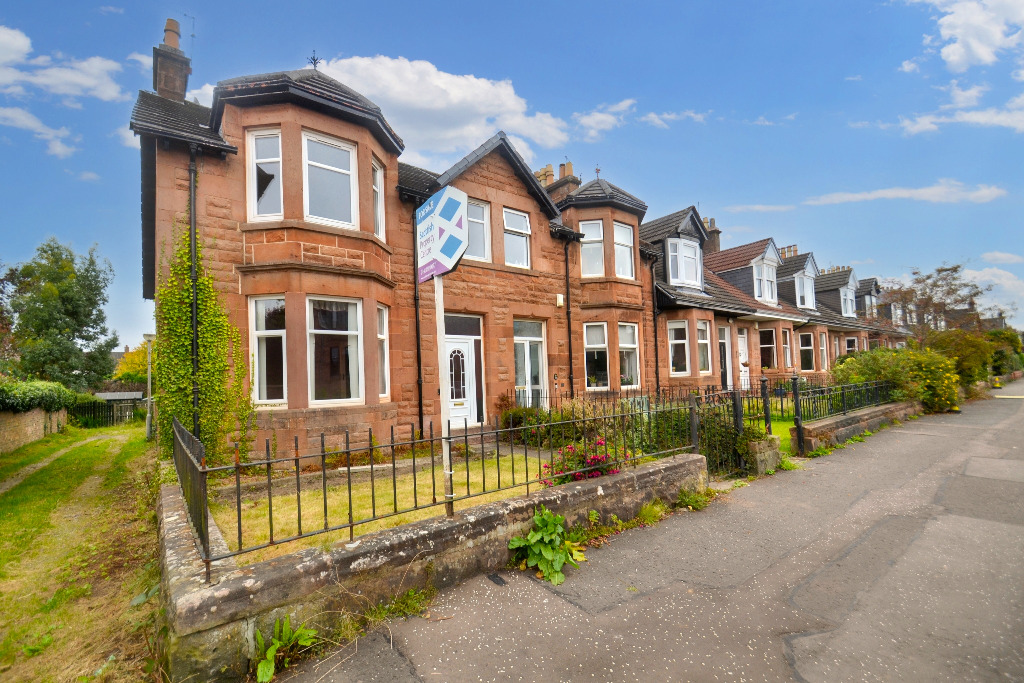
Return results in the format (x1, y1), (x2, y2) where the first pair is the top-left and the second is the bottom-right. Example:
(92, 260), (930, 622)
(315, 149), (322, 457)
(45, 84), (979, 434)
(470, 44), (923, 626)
(416, 186), (469, 283)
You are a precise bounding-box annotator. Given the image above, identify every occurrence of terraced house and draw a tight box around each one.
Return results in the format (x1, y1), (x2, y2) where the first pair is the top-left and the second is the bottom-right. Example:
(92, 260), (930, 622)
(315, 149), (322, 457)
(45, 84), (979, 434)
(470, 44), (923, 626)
(131, 19), (906, 452)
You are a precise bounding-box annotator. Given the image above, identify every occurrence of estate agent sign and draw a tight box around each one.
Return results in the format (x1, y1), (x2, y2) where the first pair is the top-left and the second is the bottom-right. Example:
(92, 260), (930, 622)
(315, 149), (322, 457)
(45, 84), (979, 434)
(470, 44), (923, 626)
(415, 186), (469, 283)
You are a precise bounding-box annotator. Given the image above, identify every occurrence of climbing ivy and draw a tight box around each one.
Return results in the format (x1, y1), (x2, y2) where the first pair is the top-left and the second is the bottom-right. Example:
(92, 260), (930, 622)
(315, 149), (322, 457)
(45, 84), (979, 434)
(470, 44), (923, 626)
(154, 176), (250, 464)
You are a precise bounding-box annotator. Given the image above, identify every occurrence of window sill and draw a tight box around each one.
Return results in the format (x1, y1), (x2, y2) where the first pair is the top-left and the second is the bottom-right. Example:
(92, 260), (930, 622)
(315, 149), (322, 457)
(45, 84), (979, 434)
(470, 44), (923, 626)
(240, 219), (393, 254)
(580, 276), (642, 287)
(455, 260), (539, 278)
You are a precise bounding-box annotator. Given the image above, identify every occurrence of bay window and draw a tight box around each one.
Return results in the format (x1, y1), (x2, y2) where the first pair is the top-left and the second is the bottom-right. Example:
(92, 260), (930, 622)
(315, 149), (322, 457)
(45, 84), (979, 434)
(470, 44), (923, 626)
(377, 305), (389, 397)
(372, 160), (385, 241)
(303, 131), (357, 228)
(819, 332), (828, 371)
(248, 130), (282, 220)
(251, 297), (286, 403)
(800, 333), (815, 371)
(618, 323), (639, 388)
(584, 323), (609, 389)
(308, 298), (362, 402)
(667, 321), (689, 375)
(613, 222), (634, 279)
(503, 208), (531, 268)
(782, 329), (793, 368)
(580, 220), (604, 277)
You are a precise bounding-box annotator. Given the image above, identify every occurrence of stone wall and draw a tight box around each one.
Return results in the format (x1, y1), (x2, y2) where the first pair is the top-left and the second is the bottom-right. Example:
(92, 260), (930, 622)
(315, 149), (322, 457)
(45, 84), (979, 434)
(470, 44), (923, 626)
(0, 409), (67, 454)
(792, 401), (922, 453)
(158, 452), (708, 682)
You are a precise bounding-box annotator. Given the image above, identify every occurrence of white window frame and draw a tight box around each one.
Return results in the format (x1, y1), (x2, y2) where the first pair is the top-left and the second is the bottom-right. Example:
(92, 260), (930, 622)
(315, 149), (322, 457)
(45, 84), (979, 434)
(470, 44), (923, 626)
(503, 207), (531, 268)
(618, 323), (640, 390)
(845, 337), (858, 354)
(799, 332), (815, 372)
(249, 296), (287, 404)
(841, 286), (856, 317)
(754, 261), (778, 304)
(760, 329), (777, 370)
(819, 331), (828, 372)
(307, 296), (364, 405)
(584, 322), (609, 390)
(613, 222), (634, 279)
(580, 220), (604, 278)
(667, 320), (690, 376)
(696, 320), (712, 374)
(796, 274), (816, 309)
(372, 160), (385, 241)
(464, 199), (491, 262)
(667, 238), (702, 288)
(863, 293), (876, 318)
(247, 129), (283, 222)
(302, 130), (358, 230)
(377, 305), (389, 398)
(782, 329), (793, 368)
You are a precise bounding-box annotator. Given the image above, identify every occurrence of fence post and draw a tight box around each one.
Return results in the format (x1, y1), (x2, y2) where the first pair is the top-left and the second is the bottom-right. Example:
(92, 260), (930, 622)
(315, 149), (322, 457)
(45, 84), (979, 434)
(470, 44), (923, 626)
(760, 376), (772, 435)
(688, 394), (699, 451)
(792, 375), (805, 455)
(731, 389), (744, 437)
(841, 384), (848, 414)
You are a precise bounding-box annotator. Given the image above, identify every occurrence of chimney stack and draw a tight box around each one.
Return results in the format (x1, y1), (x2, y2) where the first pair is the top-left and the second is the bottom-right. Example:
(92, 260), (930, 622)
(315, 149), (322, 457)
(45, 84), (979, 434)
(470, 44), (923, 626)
(703, 216), (721, 255)
(558, 162), (566, 179)
(153, 18), (191, 102)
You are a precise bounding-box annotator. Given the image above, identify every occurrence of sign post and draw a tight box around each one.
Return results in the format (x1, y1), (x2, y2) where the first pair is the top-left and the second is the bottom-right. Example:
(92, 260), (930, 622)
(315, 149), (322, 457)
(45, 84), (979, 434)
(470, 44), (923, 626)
(415, 186), (469, 516)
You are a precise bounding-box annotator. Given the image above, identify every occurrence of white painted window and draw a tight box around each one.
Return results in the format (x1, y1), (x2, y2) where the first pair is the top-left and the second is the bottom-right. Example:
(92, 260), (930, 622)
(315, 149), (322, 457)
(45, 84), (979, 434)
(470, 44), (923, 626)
(841, 286), (856, 317)
(503, 208), (531, 268)
(754, 262), (777, 303)
(251, 297), (286, 403)
(377, 305), (389, 397)
(580, 220), (604, 277)
(760, 329), (777, 369)
(797, 275), (815, 309)
(465, 199), (490, 261)
(302, 131), (358, 229)
(697, 321), (712, 373)
(372, 160), (385, 241)
(613, 222), (634, 279)
(667, 238), (701, 288)
(247, 130), (283, 221)
(308, 297), (362, 403)
(584, 323), (609, 390)
(863, 294), (876, 318)
(782, 329), (793, 368)
(618, 323), (639, 389)
(667, 321), (689, 375)
(846, 337), (858, 354)
(819, 332), (828, 372)
(800, 333), (815, 371)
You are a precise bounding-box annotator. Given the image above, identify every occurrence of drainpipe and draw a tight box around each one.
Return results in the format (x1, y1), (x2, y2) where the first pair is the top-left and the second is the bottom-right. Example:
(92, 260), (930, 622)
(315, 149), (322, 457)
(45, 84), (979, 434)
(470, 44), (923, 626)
(650, 260), (661, 396)
(413, 201), (425, 434)
(188, 143), (200, 439)
(563, 239), (575, 398)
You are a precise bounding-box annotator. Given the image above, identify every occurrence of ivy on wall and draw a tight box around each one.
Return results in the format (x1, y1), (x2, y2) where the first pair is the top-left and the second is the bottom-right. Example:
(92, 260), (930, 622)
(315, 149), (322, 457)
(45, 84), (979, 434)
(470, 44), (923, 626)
(154, 176), (254, 463)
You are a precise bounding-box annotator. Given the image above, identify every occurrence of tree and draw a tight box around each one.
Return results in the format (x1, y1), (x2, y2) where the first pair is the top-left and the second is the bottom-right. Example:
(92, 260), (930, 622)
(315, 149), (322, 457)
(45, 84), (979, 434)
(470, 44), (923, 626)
(113, 342), (150, 385)
(0, 262), (17, 376)
(881, 263), (993, 345)
(5, 239), (119, 391)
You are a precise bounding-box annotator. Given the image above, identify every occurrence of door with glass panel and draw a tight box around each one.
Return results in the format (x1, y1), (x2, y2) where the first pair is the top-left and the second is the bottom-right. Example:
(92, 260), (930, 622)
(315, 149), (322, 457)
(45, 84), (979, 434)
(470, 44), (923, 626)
(736, 328), (750, 388)
(717, 325), (732, 390)
(444, 314), (483, 425)
(513, 320), (545, 407)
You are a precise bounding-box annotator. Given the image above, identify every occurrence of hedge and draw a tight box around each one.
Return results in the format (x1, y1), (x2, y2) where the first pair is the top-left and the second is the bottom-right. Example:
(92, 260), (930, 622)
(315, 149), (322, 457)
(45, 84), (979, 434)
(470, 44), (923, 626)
(0, 379), (78, 414)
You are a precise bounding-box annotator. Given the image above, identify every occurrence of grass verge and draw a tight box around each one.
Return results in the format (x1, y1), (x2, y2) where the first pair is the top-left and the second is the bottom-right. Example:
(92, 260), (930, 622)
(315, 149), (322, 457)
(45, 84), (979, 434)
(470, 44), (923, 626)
(0, 427), (87, 483)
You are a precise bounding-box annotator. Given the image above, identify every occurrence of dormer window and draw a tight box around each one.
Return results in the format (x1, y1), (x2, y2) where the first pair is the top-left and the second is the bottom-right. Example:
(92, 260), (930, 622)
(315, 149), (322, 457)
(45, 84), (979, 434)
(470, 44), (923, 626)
(754, 261), (777, 304)
(840, 286), (856, 316)
(796, 274), (815, 309)
(667, 238), (702, 288)
(863, 293), (876, 318)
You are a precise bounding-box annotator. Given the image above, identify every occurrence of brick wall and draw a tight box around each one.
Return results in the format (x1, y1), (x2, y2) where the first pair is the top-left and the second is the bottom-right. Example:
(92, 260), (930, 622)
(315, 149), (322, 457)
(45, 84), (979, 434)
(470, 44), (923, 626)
(0, 409), (67, 454)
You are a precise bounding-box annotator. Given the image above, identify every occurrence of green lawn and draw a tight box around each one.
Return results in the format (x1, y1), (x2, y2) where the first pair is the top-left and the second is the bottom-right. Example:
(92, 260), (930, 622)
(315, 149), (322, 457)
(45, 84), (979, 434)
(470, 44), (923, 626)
(768, 417), (796, 454)
(0, 427), (86, 483)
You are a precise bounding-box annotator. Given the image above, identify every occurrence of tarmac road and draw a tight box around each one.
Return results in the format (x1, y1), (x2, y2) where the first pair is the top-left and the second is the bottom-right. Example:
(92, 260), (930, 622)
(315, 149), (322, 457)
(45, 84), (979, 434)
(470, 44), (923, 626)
(284, 386), (1024, 682)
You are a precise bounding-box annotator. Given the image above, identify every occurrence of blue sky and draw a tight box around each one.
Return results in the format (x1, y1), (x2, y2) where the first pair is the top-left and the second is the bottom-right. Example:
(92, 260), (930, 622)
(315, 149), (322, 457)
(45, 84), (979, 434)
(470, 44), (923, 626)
(1, 1), (1022, 348)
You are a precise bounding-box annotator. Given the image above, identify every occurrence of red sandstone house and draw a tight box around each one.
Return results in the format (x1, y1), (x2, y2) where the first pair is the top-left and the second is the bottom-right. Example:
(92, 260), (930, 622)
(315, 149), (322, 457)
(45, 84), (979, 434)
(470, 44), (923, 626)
(130, 20), (906, 452)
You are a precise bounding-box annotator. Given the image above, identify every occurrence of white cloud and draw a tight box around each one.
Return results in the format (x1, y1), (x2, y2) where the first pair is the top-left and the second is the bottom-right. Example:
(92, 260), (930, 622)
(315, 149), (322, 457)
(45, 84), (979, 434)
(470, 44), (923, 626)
(963, 266), (1024, 321)
(640, 109), (709, 128)
(186, 82), (215, 106)
(804, 178), (1006, 205)
(0, 106), (76, 156)
(0, 25), (126, 101)
(900, 92), (1024, 132)
(848, 120), (896, 129)
(783, 112), (799, 121)
(127, 52), (152, 72)
(77, 170), (99, 181)
(573, 99), (636, 142)
(752, 116), (774, 126)
(846, 75), (863, 81)
(938, 79), (990, 108)
(899, 59), (921, 73)
(724, 204), (796, 213)
(98, 6), (124, 14)
(982, 250), (1024, 264)
(318, 57), (568, 168)
(0, 25), (32, 65)
(116, 126), (138, 148)
(908, 0), (1024, 73)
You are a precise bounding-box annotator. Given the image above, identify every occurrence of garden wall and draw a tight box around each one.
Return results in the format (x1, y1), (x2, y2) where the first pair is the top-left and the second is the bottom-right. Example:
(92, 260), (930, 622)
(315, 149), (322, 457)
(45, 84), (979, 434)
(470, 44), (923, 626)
(792, 401), (921, 453)
(158, 452), (708, 682)
(0, 408), (66, 454)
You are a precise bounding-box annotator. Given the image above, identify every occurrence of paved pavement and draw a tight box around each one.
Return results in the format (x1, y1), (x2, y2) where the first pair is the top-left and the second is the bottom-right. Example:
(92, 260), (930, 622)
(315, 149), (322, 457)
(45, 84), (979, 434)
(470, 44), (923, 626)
(284, 387), (1024, 682)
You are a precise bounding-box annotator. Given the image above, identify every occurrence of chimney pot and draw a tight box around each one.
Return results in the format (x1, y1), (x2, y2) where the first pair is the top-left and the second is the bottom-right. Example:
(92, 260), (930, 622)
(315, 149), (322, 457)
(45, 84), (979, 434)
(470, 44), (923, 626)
(709, 217), (716, 230)
(163, 18), (181, 49)
(565, 161), (573, 177)
(558, 163), (566, 179)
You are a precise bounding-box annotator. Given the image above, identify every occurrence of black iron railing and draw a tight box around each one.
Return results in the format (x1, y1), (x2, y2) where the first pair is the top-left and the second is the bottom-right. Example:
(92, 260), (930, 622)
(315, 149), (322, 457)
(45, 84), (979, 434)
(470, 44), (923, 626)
(171, 418), (211, 579)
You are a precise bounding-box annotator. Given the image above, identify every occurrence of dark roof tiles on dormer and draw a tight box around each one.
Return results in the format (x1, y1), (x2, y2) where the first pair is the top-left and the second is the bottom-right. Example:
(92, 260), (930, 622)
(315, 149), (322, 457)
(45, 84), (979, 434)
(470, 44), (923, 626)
(556, 178), (647, 220)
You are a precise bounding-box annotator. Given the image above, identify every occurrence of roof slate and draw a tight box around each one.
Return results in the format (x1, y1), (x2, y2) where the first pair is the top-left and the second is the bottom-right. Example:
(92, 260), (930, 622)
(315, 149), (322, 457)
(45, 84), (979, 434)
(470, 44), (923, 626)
(397, 162), (439, 197)
(814, 269), (857, 291)
(857, 277), (880, 296)
(639, 206), (705, 244)
(703, 238), (773, 273)
(129, 91), (236, 152)
(217, 69), (382, 114)
(557, 178), (647, 219)
(777, 253), (814, 279)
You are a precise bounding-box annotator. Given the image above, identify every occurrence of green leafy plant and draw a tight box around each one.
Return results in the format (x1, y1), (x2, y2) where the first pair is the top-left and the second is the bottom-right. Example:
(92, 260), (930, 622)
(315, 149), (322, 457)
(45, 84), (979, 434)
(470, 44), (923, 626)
(254, 616), (318, 682)
(778, 454), (801, 471)
(676, 487), (715, 510)
(508, 505), (585, 586)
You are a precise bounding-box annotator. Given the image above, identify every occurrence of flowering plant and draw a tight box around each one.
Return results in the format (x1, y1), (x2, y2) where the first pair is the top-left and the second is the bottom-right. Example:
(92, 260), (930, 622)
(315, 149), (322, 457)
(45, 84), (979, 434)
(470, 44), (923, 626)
(541, 438), (631, 486)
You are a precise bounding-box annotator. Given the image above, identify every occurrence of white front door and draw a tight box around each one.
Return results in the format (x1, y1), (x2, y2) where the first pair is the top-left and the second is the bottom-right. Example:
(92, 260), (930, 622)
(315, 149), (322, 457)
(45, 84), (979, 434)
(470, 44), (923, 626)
(446, 338), (477, 424)
(737, 329), (751, 389)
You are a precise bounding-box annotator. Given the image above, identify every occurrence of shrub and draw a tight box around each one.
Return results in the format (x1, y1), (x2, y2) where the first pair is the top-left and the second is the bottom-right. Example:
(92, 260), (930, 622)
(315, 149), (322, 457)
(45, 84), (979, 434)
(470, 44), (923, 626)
(830, 347), (958, 412)
(926, 330), (994, 388)
(541, 438), (629, 486)
(0, 378), (77, 413)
